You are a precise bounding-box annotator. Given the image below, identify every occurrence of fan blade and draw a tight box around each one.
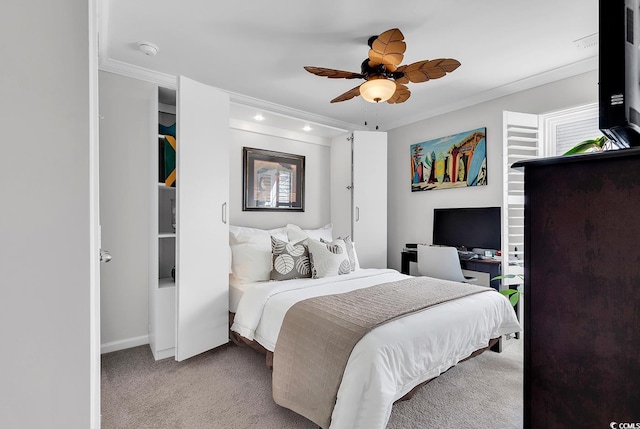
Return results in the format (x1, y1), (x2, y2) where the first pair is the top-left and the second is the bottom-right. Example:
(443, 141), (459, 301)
(368, 28), (406, 71)
(304, 66), (363, 79)
(330, 85), (361, 103)
(395, 58), (461, 84)
(387, 83), (411, 104)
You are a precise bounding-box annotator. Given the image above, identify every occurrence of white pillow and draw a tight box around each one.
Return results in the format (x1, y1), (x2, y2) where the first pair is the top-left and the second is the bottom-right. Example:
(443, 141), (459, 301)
(286, 223), (333, 243)
(229, 225), (288, 282)
(307, 238), (351, 279)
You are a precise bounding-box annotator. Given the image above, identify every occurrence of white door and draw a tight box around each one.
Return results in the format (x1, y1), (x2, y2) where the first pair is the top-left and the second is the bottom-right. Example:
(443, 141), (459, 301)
(175, 76), (230, 361)
(89, 1), (101, 425)
(352, 130), (387, 268)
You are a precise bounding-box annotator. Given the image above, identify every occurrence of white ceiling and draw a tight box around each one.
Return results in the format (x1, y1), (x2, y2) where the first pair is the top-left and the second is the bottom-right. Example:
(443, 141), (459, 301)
(99, 0), (598, 137)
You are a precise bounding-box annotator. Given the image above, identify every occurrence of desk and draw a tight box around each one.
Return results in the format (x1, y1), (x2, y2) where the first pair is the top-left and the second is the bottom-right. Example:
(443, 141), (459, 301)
(400, 250), (502, 291)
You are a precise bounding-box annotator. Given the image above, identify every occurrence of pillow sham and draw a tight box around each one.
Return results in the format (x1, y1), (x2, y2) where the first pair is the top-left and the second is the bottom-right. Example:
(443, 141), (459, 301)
(229, 225), (288, 283)
(286, 223), (333, 243)
(270, 236), (312, 281)
(307, 238), (351, 279)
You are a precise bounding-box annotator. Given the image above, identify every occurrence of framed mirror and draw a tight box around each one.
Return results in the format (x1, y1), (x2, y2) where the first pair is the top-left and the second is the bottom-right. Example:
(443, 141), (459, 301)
(242, 147), (305, 211)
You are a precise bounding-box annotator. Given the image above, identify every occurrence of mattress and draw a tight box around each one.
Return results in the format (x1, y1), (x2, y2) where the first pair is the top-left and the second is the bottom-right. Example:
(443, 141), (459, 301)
(228, 275), (261, 313)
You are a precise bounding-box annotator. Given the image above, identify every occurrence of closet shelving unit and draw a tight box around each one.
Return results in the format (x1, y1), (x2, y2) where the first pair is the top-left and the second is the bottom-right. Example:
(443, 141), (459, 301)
(149, 97), (178, 359)
(157, 114), (177, 286)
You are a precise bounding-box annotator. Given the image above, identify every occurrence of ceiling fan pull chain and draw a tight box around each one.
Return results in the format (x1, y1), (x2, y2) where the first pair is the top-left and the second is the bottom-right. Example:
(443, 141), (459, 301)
(364, 103), (369, 127)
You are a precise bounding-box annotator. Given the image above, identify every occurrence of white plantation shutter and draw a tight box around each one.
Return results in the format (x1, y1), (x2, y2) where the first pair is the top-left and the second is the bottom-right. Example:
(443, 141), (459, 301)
(502, 111), (541, 286)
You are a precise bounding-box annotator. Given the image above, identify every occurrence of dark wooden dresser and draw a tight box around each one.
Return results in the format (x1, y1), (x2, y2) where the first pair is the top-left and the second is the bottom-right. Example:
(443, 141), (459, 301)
(515, 149), (640, 428)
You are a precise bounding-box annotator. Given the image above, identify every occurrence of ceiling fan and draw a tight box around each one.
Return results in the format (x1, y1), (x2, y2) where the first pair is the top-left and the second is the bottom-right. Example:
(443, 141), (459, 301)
(304, 28), (461, 104)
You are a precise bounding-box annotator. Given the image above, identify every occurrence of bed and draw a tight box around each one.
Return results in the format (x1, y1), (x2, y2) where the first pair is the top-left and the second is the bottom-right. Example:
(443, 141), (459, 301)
(228, 224), (521, 429)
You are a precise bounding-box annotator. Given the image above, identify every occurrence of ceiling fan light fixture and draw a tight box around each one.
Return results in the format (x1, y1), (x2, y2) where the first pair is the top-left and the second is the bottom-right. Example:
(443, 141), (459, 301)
(360, 78), (396, 103)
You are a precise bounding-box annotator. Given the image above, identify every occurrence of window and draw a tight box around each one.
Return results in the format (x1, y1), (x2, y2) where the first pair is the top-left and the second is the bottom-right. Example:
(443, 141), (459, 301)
(542, 103), (603, 156)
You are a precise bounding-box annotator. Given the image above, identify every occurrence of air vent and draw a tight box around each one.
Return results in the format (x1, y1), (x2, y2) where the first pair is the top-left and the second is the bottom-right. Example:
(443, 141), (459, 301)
(611, 94), (624, 106)
(573, 33), (599, 49)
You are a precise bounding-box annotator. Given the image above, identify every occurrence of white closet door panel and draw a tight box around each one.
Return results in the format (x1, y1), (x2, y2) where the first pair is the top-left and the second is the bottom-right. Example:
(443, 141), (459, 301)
(353, 130), (387, 268)
(330, 134), (353, 238)
(176, 76), (229, 361)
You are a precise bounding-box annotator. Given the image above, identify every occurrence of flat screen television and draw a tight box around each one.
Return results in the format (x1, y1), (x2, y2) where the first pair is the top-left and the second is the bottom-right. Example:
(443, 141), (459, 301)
(599, 0), (640, 147)
(433, 207), (501, 251)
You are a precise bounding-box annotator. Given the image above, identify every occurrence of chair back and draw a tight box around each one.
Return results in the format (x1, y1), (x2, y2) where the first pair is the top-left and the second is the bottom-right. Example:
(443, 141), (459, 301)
(417, 245), (468, 282)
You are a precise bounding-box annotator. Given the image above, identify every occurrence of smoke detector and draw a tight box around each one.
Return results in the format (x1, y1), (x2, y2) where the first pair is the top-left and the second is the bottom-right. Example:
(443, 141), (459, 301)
(138, 41), (159, 56)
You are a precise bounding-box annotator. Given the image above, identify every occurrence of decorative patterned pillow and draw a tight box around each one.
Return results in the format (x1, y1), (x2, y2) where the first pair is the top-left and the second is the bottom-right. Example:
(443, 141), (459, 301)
(335, 236), (358, 271)
(307, 238), (351, 279)
(270, 236), (312, 281)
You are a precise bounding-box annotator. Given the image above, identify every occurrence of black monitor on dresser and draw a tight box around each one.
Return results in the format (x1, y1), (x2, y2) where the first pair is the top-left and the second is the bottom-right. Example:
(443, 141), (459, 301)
(433, 207), (501, 251)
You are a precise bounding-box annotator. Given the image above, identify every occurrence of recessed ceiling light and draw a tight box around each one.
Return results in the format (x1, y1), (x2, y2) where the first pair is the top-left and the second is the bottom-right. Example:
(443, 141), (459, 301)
(254, 114), (264, 121)
(303, 125), (312, 132)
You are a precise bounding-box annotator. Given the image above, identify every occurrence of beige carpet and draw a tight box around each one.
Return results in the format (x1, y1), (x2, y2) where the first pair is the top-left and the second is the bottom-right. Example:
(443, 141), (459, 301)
(101, 337), (523, 429)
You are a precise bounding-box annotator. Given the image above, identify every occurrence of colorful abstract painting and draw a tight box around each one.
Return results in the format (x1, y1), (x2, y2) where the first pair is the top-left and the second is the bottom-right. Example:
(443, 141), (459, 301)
(410, 127), (487, 192)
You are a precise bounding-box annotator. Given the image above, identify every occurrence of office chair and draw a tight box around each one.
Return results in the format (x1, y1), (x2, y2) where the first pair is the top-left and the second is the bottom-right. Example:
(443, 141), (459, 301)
(416, 244), (477, 283)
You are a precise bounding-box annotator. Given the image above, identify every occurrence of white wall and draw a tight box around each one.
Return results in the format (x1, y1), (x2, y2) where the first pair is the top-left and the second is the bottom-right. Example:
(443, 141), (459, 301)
(99, 71), (154, 350)
(228, 129), (331, 230)
(387, 70), (598, 272)
(1, 1), (93, 427)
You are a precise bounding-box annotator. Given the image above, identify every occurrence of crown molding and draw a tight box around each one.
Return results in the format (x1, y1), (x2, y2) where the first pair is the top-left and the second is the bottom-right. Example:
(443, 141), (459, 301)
(382, 56), (599, 131)
(98, 48), (597, 135)
(97, 56), (363, 133)
(99, 57), (177, 89)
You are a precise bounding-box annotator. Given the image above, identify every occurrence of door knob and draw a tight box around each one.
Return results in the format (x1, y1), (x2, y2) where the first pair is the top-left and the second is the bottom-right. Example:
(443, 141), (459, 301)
(100, 249), (112, 263)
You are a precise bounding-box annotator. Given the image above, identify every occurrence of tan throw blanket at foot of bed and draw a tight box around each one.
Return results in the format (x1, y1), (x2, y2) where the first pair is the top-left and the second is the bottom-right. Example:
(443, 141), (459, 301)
(272, 276), (493, 429)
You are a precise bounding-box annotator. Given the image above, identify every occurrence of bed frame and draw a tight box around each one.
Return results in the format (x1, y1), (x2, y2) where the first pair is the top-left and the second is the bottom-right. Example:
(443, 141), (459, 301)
(229, 312), (499, 403)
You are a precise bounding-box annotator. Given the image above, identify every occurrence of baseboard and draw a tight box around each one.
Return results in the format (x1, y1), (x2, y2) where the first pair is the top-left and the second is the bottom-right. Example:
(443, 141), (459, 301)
(101, 335), (149, 354)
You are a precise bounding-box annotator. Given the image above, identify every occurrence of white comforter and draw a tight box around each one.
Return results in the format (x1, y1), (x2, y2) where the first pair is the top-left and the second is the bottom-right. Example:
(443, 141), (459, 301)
(231, 268), (521, 429)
